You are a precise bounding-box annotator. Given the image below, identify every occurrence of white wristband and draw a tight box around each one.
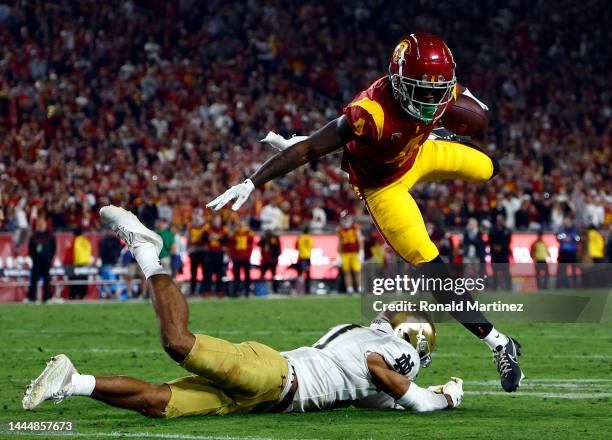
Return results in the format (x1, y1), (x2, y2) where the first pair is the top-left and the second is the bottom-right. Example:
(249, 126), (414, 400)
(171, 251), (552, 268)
(244, 179), (255, 191)
(396, 383), (450, 412)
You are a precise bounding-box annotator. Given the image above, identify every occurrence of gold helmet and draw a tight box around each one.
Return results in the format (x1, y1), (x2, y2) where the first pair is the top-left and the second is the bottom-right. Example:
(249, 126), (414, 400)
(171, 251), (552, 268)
(373, 308), (437, 368)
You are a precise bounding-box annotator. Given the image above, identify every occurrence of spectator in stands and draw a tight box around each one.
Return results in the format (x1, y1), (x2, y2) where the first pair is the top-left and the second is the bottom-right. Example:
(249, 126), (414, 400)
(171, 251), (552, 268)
(156, 218), (175, 276)
(488, 214), (512, 291)
(556, 217), (580, 288)
(260, 199), (284, 231)
(229, 218), (255, 297)
(258, 229), (281, 293)
(13, 195), (30, 251)
(309, 198), (327, 232)
(0, 0), (609, 248)
(68, 228), (92, 300)
(170, 224), (185, 278)
(138, 196), (159, 231)
(530, 232), (550, 290)
(295, 225), (314, 294)
(514, 200), (531, 230)
(26, 217), (56, 304)
(202, 214), (228, 298)
(98, 228), (123, 299)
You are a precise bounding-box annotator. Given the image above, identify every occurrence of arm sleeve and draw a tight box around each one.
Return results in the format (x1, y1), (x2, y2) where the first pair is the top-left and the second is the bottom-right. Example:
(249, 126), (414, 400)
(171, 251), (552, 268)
(396, 382), (449, 412)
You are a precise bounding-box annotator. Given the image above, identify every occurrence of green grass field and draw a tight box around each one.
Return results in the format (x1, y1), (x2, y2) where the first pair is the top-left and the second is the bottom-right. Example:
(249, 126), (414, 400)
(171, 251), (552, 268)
(0, 296), (610, 440)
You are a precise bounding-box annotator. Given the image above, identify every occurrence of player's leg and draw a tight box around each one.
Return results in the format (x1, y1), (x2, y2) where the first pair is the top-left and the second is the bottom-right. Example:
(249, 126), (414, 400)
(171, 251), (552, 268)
(414, 139), (498, 184)
(100, 206), (195, 362)
(22, 354), (165, 415)
(244, 260), (251, 297)
(304, 260), (311, 294)
(351, 253), (362, 292)
(203, 252), (213, 296)
(99, 206), (290, 411)
(213, 253), (225, 297)
(341, 254), (354, 292)
(27, 263), (41, 302)
(189, 252), (198, 295)
(22, 354), (236, 418)
(91, 376), (170, 417)
(232, 260), (241, 297)
(412, 139), (523, 390)
(42, 265), (53, 302)
(363, 177), (523, 391)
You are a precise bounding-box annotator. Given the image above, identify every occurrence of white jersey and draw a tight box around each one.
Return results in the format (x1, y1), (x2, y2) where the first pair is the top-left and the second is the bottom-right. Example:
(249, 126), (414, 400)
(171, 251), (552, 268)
(281, 324), (420, 412)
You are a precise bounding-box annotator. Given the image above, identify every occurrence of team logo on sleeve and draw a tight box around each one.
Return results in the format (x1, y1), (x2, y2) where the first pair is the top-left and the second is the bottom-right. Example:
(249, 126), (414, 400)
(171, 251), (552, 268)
(392, 353), (415, 375)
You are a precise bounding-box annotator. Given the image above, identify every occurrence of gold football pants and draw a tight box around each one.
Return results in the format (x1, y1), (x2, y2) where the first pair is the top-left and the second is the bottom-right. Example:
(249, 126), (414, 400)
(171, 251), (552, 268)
(363, 139), (495, 265)
(163, 334), (289, 417)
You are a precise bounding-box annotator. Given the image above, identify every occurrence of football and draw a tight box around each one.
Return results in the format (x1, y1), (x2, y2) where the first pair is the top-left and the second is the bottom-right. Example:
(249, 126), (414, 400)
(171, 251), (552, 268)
(440, 94), (488, 136)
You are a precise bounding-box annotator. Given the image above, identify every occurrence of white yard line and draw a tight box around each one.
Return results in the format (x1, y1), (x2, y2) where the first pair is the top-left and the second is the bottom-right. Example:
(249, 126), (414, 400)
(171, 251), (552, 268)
(434, 353), (612, 360)
(465, 380), (611, 389)
(466, 391), (612, 399)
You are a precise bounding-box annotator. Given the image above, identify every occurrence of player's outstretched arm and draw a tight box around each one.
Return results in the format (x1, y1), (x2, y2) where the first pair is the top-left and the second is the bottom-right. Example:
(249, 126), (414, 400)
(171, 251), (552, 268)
(207, 116), (354, 211)
(367, 353), (463, 412)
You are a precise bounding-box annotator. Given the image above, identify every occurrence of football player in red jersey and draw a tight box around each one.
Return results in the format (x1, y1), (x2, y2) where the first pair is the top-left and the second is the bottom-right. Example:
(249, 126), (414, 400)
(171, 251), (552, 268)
(208, 32), (524, 392)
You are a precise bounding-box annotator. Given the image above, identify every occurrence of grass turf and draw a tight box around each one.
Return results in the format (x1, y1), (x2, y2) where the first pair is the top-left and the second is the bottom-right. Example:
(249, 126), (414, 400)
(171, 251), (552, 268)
(0, 295), (610, 439)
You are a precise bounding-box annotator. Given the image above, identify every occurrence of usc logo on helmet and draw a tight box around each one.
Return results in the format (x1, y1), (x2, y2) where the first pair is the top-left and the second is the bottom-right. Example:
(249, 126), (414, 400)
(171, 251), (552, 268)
(392, 40), (411, 64)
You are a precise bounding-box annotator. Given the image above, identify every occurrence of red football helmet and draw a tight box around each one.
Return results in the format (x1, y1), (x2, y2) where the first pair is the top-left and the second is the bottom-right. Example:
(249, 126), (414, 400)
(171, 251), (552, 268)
(389, 33), (456, 123)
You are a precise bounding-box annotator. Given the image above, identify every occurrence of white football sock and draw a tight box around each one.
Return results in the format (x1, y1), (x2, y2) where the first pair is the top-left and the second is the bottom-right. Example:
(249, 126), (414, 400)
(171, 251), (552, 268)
(132, 242), (168, 279)
(482, 327), (509, 350)
(70, 374), (96, 396)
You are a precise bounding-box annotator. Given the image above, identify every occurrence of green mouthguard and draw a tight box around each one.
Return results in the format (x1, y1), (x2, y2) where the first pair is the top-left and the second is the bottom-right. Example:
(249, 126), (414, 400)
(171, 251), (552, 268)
(421, 104), (438, 123)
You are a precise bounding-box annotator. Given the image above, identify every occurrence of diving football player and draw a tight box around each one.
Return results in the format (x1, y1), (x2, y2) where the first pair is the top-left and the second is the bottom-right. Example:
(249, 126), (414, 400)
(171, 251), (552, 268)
(23, 206), (462, 416)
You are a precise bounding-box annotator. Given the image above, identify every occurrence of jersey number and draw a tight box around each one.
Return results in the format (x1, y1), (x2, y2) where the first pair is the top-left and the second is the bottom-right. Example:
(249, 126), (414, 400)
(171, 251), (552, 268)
(314, 324), (362, 349)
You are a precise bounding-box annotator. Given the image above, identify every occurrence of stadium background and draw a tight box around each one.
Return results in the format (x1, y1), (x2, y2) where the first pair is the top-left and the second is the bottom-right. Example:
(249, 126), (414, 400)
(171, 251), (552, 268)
(0, 0), (610, 301)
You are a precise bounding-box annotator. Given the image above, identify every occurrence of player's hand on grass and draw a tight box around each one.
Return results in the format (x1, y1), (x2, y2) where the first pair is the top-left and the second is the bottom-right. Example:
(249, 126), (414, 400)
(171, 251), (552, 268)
(442, 377), (464, 408)
(206, 179), (255, 211)
(426, 384), (445, 394)
(260, 131), (308, 151)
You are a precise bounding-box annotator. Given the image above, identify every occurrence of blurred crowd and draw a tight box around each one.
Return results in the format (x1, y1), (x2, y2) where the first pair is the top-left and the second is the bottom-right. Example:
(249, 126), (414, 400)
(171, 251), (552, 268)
(0, 0), (610, 249)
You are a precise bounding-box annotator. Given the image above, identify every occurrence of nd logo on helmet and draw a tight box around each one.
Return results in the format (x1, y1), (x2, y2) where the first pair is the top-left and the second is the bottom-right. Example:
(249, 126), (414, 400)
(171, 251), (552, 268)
(392, 40), (411, 64)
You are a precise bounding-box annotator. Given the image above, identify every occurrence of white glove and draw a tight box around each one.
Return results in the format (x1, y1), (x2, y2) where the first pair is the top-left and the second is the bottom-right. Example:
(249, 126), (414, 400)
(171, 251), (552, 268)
(206, 179), (255, 211)
(426, 384), (445, 394)
(462, 88), (489, 111)
(260, 131), (308, 151)
(442, 377), (464, 408)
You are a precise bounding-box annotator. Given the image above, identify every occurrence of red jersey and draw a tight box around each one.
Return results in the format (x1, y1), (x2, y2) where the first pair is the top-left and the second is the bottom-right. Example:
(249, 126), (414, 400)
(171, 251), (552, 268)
(203, 225), (228, 252)
(229, 226), (254, 261)
(338, 224), (361, 253)
(341, 76), (434, 189)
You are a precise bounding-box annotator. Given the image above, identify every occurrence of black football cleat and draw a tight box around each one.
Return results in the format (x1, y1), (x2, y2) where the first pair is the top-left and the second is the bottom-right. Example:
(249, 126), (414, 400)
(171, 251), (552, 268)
(493, 337), (524, 392)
